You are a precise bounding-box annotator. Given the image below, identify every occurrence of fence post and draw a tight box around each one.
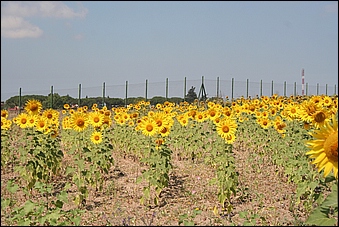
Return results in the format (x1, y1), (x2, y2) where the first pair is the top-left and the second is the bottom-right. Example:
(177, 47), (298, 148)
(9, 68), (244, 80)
(284, 81), (286, 97)
(335, 84), (337, 96)
(294, 82), (297, 96)
(166, 78), (168, 100)
(271, 80), (274, 97)
(260, 80), (262, 98)
(184, 77), (186, 101)
(306, 83), (308, 96)
(246, 79), (249, 98)
(102, 82), (105, 106)
(145, 79), (148, 101)
(19, 87), (22, 113)
(317, 83), (319, 95)
(231, 78), (234, 101)
(78, 84), (81, 106)
(50, 86), (54, 109)
(216, 76), (219, 98)
(125, 81), (128, 107)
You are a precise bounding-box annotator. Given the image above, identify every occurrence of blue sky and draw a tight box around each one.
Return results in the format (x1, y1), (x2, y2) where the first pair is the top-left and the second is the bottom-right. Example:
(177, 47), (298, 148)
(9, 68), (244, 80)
(1, 1), (338, 101)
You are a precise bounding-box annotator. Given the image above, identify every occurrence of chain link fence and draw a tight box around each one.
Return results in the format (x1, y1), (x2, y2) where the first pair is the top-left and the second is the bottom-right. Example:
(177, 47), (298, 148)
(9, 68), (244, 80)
(2, 77), (337, 103)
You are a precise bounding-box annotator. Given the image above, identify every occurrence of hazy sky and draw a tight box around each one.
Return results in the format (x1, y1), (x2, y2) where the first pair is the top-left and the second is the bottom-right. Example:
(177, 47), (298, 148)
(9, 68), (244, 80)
(1, 1), (338, 101)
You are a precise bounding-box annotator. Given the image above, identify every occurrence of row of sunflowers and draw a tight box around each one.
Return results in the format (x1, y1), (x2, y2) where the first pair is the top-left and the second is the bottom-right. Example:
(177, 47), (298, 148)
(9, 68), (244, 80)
(1, 94), (338, 178)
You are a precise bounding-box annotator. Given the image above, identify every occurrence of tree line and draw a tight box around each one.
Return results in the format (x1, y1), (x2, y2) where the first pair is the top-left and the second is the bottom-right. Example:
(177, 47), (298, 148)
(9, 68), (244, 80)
(1, 86), (212, 110)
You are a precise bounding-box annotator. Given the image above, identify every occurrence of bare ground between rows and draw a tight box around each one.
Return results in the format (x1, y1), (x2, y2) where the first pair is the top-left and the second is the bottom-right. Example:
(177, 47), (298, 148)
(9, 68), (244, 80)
(1, 140), (308, 226)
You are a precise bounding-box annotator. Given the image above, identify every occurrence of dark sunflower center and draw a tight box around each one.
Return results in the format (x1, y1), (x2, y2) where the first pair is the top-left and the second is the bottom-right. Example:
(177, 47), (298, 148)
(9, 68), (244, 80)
(314, 112), (326, 123)
(324, 132), (338, 160)
(76, 119), (85, 127)
(222, 125), (229, 133)
(146, 124), (153, 132)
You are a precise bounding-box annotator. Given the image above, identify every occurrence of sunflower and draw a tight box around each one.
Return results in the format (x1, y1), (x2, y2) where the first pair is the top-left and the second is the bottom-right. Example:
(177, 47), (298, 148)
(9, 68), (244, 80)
(49, 126), (59, 139)
(138, 117), (159, 137)
(24, 99), (42, 115)
(155, 138), (165, 150)
(63, 103), (70, 110)
(1, 110), (9, 118)
(152, 111), (169, 131)
(42, 109), (59, 124)
(1, 117), (11, 130)
(91, 131), (103, 144)
(195, 111), (208, 123)
(176, 114), (189, 127)
(102, 115), (113, 127)
(225, 133), (236, 144)
(15, 113), (30, 129)
(70, 112), (89, 132)
(285, 103), (300, 120)
(310, 109), (330, 129)
(299, 100), (321, 123)
(27, 114), (38, 128)
(62, 116), (72, 130)
(305, 113), (338, 179)
(215, 118), (237, 140)
(159, 125), (171, 137)
(207, 107), (221, 121)
(257, 117), (271, 129)
(1, 117), (6, 128)
(89, 111), (104, 128)
(35, 116), (49, 132)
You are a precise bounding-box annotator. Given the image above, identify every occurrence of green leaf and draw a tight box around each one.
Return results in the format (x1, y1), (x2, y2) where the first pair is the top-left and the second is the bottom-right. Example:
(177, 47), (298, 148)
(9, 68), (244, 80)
(55, 200), (63, 208)
(23, 200), (35, 215)
(305, 184), (338, 226)
(73, 216), (82, 226)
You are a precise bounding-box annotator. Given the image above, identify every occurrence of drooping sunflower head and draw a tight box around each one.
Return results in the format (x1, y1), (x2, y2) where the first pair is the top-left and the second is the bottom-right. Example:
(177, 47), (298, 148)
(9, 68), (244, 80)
(306, 113), (338, 179)
(25, 99), (42, 115)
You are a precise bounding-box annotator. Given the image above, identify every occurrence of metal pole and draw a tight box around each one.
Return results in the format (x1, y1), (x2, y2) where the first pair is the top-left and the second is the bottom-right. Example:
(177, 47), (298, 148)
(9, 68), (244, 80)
(51, 85), (54, 109)
(184, 77), (186, 101)
(284, 81), (286, 97)
(260, 80), (262, 98)
(306, 83), (308, 96)
(166, 78), (168, 100)
(125, 81), (128, 107)
(326, 84), (328, 96)
(335, 84), (337, 96)
(145, 79), (148, 101)
(317, 83), (319, 95)
(78, 84), (81, 106)
(19, 88), (22, 113)
(294, 82), (297, 96)
(271, 80), (274, 97)
(103, 82), (105, 106)
(217, 76), (219, 98)
(246, 79), (249, 98)
(231, 78), (234, 101)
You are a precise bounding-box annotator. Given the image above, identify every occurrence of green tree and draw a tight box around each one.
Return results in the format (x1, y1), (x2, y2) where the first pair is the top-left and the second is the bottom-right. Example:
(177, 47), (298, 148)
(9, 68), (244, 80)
(185, 86), (198, 103)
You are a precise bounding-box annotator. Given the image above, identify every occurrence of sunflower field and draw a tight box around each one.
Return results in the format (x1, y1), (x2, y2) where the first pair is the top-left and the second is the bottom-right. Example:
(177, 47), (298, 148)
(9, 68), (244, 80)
(1, 94), (338, 226)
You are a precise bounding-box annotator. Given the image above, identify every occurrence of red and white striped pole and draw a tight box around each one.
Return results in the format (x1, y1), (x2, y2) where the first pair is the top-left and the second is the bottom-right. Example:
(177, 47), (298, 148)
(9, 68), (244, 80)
(301, 68), (305, 96)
